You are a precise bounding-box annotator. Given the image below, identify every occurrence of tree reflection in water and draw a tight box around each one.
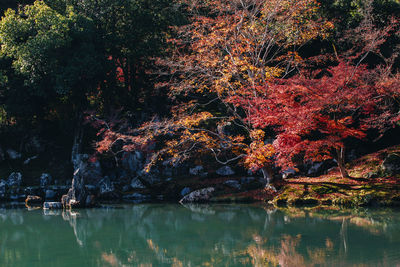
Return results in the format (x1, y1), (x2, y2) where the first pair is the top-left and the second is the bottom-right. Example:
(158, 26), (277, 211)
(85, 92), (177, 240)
(0, 204), (400, 266)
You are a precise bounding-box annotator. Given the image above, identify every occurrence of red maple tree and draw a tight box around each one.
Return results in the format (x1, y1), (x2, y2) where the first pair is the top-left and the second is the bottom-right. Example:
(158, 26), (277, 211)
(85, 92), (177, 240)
(231, 61), (399, 178)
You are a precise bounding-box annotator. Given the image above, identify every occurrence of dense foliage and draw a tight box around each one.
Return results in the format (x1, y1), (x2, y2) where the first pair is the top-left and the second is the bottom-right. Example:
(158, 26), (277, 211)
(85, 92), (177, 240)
(0, 0), (399, 183)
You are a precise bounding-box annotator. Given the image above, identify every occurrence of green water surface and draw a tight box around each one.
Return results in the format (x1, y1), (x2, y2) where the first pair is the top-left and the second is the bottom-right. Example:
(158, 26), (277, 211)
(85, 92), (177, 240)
(1, 204), (400, 266)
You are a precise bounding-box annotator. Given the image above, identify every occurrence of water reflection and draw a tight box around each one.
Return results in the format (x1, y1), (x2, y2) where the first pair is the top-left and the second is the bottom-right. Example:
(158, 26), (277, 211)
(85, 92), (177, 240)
(0, 204), (399, 266)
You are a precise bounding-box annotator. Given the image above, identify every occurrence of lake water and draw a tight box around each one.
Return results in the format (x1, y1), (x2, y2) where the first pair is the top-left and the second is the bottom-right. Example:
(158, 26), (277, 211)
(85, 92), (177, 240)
(1, 204), (400, 267)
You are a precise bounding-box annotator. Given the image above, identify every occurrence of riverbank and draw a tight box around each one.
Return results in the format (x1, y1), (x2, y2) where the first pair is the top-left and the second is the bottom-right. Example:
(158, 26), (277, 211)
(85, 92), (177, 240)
(171, 144), (400, 208)
(1, 145), (399, 209)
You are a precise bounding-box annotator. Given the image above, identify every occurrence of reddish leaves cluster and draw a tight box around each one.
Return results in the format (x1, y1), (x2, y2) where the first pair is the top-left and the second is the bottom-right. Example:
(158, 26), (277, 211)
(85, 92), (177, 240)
(231, 61), (399, 177)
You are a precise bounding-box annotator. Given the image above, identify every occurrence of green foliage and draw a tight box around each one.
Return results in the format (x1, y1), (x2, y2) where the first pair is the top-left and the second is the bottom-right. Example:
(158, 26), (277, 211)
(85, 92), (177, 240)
(0, 0), (180, 127)
(0, 0), (34, 17)
(319, 0), (400, 29)
(0, 1), (103, 97)
(61, 0), (183, 110)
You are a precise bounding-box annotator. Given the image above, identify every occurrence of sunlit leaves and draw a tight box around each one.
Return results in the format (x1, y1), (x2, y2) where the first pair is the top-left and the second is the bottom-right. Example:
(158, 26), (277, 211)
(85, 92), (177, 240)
(234, 60), (399, 171)
(156, 0), (333, 172)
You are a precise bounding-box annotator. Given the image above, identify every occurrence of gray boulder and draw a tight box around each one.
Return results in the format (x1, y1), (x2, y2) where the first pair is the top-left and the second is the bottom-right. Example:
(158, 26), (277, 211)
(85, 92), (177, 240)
(382, 153), (400, 175)
(71, 154), (103, 186)
(179, 187), (215, 203)
(84, 158), (103, 185)
(141, 172), (161, 185)
(62, 154), (94, 208)
(282, 168), (296, 179)
(130, 178), (146, 189)
(43, 202), (62, 210)
(180, 187), (191, 197)
(306, 160), (336, 177)
(98, 177), (115, 197)
(364, 171), (379, 179)
(122, 151), (143, 175)
(6, 149), (22, 160)
(40, 173), (52, 187)
(216, 166), (235, 176)
(7, 172), (22, 187)
(223, 180), (241, 189)
(189, 165), (208, 177)
(307, 162), (324, 176)
(189, 166), (204, 175)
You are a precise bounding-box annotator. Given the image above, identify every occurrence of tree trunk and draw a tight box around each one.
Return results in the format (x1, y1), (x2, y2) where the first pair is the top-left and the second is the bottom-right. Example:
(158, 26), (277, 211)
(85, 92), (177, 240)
(261, 166), (277, 191)
(336, 146), (349, 178)
(261, 166), (275, 185)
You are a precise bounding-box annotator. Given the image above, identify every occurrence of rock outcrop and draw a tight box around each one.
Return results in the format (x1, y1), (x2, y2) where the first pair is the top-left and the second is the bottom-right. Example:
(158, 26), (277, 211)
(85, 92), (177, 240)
(7, 172), (22, 187)
(216, 166), (235, 176)
(179, 187), (215, 203)
(382, 153), (400, 175)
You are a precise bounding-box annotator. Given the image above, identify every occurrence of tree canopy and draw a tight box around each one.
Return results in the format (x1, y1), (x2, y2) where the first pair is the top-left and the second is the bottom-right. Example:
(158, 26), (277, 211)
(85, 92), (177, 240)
(0, 0), (399, 184)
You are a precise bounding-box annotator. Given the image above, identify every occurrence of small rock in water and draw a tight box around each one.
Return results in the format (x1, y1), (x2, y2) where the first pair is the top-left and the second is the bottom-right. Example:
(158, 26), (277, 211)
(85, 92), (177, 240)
(216, 166), (235, 176)
(43, 202), (62, 210)
(25, 195), (43, 205)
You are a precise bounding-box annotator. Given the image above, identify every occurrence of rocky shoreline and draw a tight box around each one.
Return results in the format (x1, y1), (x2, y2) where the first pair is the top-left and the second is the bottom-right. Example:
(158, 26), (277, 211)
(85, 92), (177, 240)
(1, 145), (399, 209)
